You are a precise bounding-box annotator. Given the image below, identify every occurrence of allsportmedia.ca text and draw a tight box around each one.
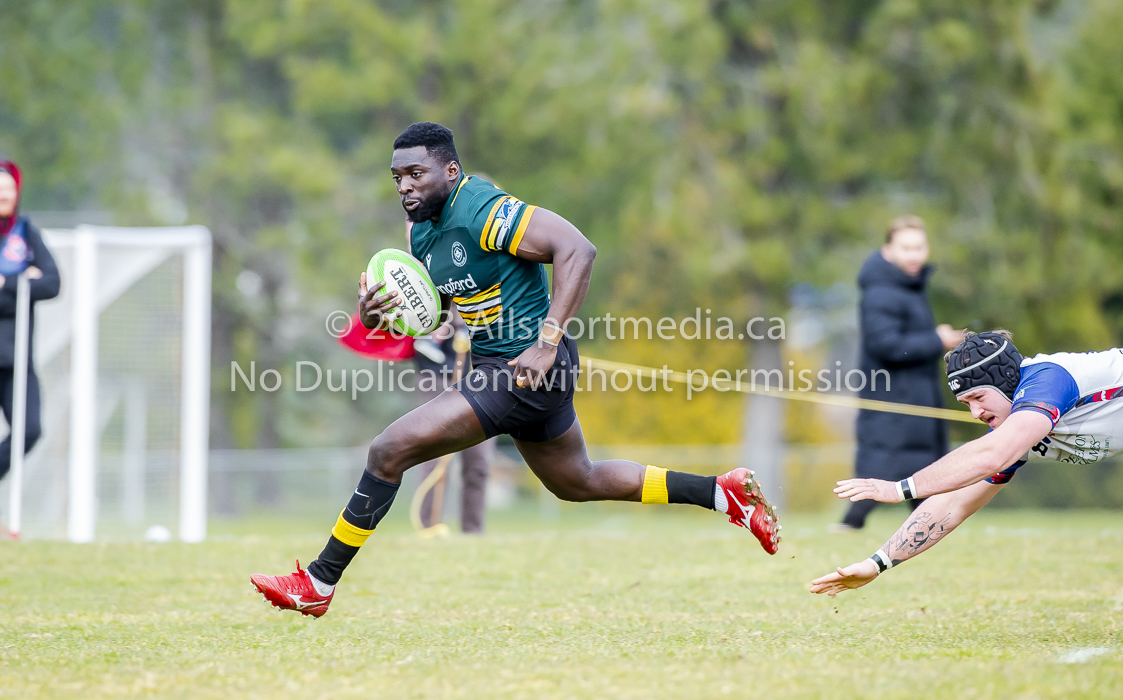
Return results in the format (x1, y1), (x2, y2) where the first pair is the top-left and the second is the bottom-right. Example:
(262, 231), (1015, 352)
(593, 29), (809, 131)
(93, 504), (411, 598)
(326, 307), (786, 342)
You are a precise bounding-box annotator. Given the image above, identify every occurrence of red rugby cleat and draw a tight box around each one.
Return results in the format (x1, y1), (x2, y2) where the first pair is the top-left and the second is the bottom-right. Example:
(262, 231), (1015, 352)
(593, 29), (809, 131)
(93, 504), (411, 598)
(250, 560), (333, 618)
(716, 468), (781, 554)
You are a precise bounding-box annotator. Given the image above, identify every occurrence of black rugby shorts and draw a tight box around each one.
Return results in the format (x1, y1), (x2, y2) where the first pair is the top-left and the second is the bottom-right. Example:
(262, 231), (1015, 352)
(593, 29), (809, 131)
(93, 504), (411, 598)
(457, 334), (579, 443)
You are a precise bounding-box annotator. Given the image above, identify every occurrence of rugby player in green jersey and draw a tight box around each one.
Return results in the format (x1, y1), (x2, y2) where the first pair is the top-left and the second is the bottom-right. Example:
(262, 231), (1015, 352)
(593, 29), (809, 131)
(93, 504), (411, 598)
(251, 123), (780, 617)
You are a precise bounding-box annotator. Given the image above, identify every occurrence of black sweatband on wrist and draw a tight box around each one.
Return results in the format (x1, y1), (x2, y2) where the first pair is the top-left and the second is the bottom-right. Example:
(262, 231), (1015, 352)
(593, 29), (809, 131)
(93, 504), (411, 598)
(869, 549), (893, 573)
(897, 477), (916, 501)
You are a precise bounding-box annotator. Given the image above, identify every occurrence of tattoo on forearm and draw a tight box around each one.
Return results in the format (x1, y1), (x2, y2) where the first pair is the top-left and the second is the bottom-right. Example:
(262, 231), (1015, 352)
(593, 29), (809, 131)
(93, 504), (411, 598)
(883, 511), (953, 562)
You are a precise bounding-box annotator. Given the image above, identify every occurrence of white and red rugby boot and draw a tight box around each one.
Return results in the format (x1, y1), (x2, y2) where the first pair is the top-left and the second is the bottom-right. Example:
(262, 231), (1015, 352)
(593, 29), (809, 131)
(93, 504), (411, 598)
(715, 468), (781, 555)
(250, 560), (333, 618)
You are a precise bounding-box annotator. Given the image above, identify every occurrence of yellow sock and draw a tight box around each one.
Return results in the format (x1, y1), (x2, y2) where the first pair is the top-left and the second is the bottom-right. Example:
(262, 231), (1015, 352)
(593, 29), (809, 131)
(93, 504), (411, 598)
(641, 465), (669, 504)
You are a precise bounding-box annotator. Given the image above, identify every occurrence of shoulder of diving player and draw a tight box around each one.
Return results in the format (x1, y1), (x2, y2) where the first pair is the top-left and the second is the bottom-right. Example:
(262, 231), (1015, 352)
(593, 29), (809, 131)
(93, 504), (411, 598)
(512, 206), (596, 265)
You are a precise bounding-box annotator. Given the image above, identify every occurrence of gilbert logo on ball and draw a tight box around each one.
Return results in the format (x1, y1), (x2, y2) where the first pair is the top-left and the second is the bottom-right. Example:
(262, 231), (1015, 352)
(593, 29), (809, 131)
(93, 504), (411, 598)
(365, 249), (441, 337)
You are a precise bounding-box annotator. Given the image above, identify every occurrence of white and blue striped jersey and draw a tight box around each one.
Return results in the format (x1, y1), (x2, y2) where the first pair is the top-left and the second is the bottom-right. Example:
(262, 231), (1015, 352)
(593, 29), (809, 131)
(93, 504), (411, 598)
(987, 348), (1123, 483)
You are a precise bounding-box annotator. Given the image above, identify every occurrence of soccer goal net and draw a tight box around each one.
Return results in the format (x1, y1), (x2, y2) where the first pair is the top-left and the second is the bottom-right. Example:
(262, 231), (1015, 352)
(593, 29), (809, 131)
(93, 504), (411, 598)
(0, 225), (211, 542)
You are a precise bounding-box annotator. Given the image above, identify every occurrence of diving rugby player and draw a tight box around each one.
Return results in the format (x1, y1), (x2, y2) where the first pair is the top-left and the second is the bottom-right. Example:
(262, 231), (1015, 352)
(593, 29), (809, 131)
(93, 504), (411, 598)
(252, 123), (780, 617)
(811, 330), (1122, 596)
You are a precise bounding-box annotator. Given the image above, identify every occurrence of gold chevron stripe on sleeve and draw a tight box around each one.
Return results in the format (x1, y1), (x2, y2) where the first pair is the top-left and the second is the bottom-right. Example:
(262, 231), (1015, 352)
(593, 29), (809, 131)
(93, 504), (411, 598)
(480, 197), (508, 251)
(509, 205), (537, 254)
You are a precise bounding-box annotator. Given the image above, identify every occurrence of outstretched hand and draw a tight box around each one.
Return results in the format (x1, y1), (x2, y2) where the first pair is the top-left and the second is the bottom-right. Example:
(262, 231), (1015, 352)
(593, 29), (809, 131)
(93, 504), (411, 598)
(834, 478), (901, 503)
(809, 559), (879, 596)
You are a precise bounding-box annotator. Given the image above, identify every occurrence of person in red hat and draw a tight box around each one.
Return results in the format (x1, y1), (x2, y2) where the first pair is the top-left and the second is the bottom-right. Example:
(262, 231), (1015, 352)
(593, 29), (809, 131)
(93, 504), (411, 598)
(0, 160), (60, 481)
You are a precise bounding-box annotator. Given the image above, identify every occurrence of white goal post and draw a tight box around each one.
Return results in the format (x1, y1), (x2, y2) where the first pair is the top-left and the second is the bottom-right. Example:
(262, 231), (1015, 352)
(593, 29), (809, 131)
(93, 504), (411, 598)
(5, 225), (212, 542)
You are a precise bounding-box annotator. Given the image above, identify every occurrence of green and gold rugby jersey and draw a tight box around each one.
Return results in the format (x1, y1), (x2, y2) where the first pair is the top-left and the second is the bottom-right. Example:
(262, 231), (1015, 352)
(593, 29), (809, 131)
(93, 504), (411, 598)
(408, 174), (550, 357)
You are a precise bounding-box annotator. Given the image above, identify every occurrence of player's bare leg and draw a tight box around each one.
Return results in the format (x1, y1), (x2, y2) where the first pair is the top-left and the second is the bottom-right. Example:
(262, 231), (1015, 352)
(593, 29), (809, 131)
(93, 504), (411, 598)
(514, 418), (643, 501)
(251, 390), (486, 615)
(362, 389), (487, 483)
(514, 418), (780, 553)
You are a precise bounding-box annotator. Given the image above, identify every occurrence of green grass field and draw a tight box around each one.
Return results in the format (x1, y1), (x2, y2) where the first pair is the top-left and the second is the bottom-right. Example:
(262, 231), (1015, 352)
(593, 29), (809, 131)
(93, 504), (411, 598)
(2, 505), (1121, 699)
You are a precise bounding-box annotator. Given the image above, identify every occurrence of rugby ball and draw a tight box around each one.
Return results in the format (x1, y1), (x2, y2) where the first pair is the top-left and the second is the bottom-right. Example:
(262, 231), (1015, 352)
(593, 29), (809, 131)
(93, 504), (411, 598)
(365, 249), (441, 337)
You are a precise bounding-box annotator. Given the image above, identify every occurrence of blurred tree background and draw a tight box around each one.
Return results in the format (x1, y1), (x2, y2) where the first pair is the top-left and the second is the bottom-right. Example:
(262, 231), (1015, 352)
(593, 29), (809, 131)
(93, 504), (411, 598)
(2, 0), (1122, 508)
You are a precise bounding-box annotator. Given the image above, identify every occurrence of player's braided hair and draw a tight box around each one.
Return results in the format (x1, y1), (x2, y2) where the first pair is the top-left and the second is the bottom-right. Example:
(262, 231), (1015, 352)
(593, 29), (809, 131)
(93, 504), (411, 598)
(944, 329), (1023, 401)
(393, 122), (460, 165)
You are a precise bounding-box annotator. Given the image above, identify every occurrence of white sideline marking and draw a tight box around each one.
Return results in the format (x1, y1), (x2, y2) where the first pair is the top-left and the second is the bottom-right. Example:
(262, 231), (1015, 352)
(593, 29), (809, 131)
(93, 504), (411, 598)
(1056, 647), (1112, 664)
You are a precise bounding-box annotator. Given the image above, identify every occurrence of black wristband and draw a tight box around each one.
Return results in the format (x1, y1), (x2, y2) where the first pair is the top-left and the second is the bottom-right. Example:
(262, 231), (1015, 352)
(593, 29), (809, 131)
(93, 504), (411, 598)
(897, 477), (916, 501)
(869, 549), (893, 573)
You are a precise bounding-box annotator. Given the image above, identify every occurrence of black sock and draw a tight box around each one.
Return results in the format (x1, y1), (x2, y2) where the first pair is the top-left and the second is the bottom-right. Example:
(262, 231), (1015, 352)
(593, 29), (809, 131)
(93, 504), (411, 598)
(307, 471), (399, 585)
(667, 471), (716, 509)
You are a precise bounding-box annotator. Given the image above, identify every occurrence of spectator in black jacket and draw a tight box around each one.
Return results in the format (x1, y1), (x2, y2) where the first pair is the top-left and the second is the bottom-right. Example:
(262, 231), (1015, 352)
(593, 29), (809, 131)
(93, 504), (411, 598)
(0, 160), (61, 480)
(833, 216), (962, 531)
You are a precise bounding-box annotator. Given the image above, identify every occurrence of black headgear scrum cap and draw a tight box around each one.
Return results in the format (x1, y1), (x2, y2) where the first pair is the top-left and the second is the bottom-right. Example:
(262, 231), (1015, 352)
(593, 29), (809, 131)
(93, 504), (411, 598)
(945, 331), (1023, 402)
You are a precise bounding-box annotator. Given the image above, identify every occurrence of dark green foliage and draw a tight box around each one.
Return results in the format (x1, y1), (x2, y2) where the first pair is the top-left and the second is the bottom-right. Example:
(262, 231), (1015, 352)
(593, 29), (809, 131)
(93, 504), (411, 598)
(3, 1), (1123, 514)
